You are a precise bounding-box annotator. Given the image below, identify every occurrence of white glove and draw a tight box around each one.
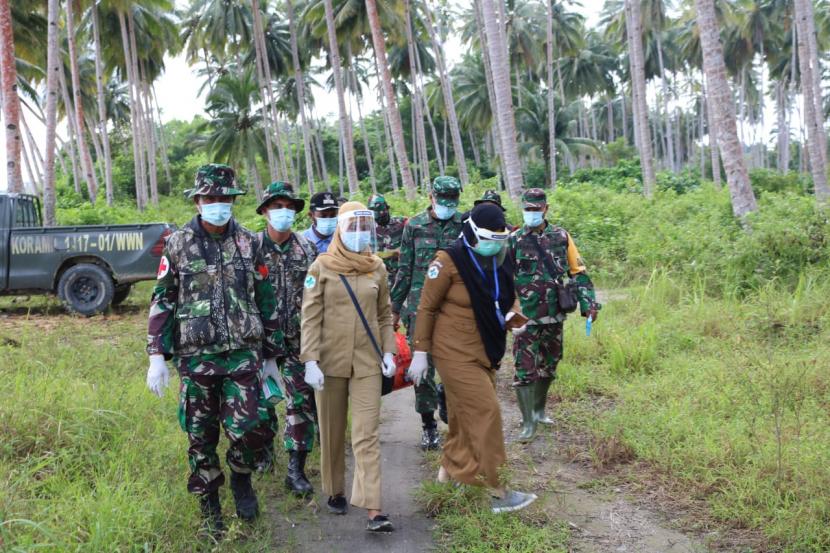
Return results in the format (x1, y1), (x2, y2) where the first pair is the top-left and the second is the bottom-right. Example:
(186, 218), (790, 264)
(146, 354), (170, 398)
(304, 360), (325, 391)
(262, 358), (279, 382)
(382, 352), (396, 378)
(407, 351), (429, 387)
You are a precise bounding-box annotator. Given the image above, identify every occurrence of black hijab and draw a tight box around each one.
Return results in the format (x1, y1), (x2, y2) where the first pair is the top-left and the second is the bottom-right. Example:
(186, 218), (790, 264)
(445, 204), (516, 369)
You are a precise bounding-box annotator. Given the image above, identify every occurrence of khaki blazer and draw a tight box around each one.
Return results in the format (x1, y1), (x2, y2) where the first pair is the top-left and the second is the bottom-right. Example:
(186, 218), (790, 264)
(300, 260), (396, 378)
(413, 250), (520, 368)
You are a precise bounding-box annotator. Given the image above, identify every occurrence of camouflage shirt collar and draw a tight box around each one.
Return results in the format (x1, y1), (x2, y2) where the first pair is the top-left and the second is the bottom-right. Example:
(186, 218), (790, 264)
(520, 219), (550, 236)
(188, 214), (236, 240)
(262, 229), (297, 253)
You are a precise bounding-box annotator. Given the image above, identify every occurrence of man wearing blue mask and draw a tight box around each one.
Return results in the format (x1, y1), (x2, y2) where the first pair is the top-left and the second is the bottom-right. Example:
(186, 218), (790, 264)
(303, 191), (339, 253)
(255, 181), (319, 497)
(508, 188), (600, 442)
(145, 164), (282, 538)
(391, 176), (464, 451)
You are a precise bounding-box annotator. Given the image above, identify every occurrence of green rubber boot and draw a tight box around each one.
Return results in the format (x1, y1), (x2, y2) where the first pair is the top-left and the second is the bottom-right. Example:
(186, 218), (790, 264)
(516, 385), (537, 442)
(534, 377), (555, 425)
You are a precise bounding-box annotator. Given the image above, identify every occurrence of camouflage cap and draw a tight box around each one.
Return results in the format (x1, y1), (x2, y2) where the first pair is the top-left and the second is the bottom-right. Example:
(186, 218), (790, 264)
(521, 188), (548, 209)
(368, 194), (389, 211)
(186, 164), (245, 198)
(256, 181), (305, 214)
(430, 176), (461, 207)
(474, 189), (506, 211)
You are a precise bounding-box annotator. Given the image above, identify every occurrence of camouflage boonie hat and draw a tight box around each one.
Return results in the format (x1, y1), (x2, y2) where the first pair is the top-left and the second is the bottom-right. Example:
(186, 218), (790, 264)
(474, 189), (506, 211)
(186, 163), (245, 198)
(256, 181), (305, 214)
(521, 188), (547, 209)
(430, 176), (461, 207)
(368, 194), (389, 211)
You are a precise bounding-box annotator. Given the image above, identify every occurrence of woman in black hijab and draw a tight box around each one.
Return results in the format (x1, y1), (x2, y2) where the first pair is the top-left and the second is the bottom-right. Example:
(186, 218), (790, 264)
(409, 203), (537, 513)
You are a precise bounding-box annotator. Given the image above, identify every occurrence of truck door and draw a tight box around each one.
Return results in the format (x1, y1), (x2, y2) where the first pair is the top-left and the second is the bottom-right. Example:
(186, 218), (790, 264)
(0, 196), (9, 290)
(7, 197), (55, 291)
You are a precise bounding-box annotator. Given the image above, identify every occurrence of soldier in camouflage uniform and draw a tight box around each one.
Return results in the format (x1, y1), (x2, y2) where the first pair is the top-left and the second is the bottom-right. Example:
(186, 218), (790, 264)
(368, 194), (407, 289)
(391, 176), (464, 450)
(145, 164), (282, 537)
(255, 181), (318, 497)
(508, 188), (600, 442)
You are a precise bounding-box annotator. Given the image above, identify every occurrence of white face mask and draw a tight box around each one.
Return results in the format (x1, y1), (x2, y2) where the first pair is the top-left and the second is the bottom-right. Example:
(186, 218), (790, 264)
(200, 202), (233, 226)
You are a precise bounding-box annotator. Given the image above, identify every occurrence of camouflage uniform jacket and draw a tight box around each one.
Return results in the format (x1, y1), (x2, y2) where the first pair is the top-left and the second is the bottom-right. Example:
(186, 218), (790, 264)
(147, 216), (281, 365)
(259, 230), (317, 358)
(391, 209), (465, 323)
(508, 222), (598, 325)
(375, 216), (407, 286)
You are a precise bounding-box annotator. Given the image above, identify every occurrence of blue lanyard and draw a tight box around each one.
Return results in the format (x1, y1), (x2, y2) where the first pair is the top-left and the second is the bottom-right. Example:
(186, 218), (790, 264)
(465, 244), (506, 329)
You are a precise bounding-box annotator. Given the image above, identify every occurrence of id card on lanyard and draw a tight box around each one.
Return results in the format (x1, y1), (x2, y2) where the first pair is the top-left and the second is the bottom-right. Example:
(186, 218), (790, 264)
(466, 247), (506, 329)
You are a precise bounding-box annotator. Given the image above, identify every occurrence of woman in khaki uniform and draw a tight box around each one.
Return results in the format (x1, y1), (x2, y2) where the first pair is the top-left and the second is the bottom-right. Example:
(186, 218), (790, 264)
(410, 203), (537, 513)
(300, 201), (398, 532)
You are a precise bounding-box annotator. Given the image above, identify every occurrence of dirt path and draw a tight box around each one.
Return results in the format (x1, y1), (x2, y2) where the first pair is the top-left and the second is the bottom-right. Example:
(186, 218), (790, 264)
(274, 387), (434, 553)
(498, 377), (710, 553)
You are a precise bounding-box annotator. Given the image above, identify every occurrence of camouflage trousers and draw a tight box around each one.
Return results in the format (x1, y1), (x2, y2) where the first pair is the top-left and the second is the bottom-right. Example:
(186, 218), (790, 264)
(512, 323), (563, 386)
(280, 357), (318, 452)
(406, 315), (438, 414)
(178, 369), (273, 495)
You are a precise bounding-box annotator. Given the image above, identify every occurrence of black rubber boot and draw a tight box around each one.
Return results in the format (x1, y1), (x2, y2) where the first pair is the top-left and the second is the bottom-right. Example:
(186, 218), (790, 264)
(229, 471), (259, 522)
(516, 385), (537, 442)
(534, 377), (555, 425)
(285, 450), (314, 496)
(437, 384), (449, 424)
(198, 490), (224, 540)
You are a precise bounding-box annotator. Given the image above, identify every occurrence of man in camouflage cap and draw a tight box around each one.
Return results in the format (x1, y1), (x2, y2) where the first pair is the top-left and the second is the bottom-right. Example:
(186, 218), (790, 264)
(369, 194), (407, 288)
(473, 189), (507, 211)
(145, 163), (282, 537)
(508, 188), (600, 442)
(254, 181), (319, 497)
(391, 176), (464, 450)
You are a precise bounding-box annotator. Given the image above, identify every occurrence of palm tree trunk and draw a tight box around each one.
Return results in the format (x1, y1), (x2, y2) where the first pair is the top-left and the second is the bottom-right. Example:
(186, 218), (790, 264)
(0, 0), (23, 191)
(621, 92), (629, 144)
(414, 42), (444, 176)
(378, 87), (399, 191)
(322, 0), (360, 194)
(546, 0), (557, 188)
(776, 82), (790, 172)
(474, 0), (503, 173)
(118, 10), (145, 210)
(479, 0), (524, 197)
(793, 0), (829, 201)
(403, 0), (430, 186)
(86, 115), (105, 186)
(695, 0), (757, 217)
(127, 9), (150, 208)
(421, 1), (469, 185)
(701, 77), (721, 188)
(655, 34), (675, 172)
(624, 0), (656, 197)
(91, 4), (113, 205)
(250, 0), (279, 180)
(351, 68), (377, 194)
(286, 0), (316, 193)
(698, 94), (706, 177)
(800, 0), (826, 166)
(469, 130), (481, 166)
(314, 115), (331, 191)
(66, 0), (99, 203)
(58, 65), (82, 195)
(151, 86), (173, 192)
(366, 0), (415, 197)
(42, 0), (61, 222)
(20, 112), (44, 187)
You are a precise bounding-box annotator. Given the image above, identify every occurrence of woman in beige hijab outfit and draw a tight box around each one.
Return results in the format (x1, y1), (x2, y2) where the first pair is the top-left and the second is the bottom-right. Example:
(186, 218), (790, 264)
(300, 201), (398, 533)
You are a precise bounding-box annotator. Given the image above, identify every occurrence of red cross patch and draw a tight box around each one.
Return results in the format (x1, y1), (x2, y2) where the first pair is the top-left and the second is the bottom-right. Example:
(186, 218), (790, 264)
(157, 255), (170, 279)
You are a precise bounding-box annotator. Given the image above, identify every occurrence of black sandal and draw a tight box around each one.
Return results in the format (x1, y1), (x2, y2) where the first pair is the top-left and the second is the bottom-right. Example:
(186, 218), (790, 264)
(366, 514), (394, 533)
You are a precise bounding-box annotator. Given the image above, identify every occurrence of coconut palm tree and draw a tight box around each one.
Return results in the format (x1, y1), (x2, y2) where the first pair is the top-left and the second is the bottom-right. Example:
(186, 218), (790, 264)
(43, 0), (61, 223)
(623, 0), (655, 197)
(478, 0), (523, 197)
(0, 0), (24, 192)
(694, 0), (757, 217)
(285, 0), (317, 193)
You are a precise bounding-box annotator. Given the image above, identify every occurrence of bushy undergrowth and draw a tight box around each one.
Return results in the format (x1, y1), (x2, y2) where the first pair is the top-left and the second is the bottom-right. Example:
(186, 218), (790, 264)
(557, 270), (830, 551)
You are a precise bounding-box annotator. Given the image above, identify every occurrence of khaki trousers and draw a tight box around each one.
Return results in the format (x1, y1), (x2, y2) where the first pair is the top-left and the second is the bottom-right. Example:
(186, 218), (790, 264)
(434, 356), (506, 489)
(315, 373), (382, 510)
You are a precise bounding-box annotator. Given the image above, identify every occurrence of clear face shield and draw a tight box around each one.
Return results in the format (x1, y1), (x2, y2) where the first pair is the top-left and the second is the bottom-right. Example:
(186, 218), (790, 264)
(465, 216), (510, 256)
(338, 209), (378, 253)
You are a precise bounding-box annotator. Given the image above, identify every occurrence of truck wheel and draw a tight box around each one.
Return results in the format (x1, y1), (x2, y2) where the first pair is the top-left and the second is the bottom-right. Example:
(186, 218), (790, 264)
(111, 284), (132, 306)
(58, 263), (115, 316)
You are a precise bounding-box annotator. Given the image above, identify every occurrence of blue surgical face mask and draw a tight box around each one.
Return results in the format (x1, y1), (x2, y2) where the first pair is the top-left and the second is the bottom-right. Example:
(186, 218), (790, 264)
(522, 210), (545, 228)
(268, 208), (295, 232)
(200, 202), (233, 226)
(473, 239), (504, 257)
(315, 216), (338, 236)
(342, 230), (373, 252)
(433, 203), (457, 221)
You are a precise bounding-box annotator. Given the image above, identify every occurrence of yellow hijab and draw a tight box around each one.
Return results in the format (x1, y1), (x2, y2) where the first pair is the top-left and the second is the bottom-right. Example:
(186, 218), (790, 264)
(318, 201), (384, 275)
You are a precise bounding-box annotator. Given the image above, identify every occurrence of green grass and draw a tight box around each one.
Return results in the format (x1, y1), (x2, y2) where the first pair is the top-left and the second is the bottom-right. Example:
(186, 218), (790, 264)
(0, 283), (317, 552)
(553, 271), (830, 552)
